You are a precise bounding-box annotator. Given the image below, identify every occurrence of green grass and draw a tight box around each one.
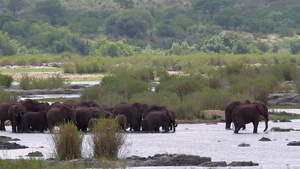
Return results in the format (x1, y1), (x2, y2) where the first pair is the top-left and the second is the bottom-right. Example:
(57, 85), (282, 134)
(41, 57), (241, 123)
(37, 98), (80, 103)
(0, 68), (63, 73)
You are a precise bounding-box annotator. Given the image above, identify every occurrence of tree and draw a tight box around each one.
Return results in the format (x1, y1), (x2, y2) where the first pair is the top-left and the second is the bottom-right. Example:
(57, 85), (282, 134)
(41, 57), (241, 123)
(35, 0), (64, 25)
(7, 0), (22, 16)
(105, 9), (155, 39)
(290, 40), (300, 54)
(192, 0), (233, 22)
(0, 31), (18, 56)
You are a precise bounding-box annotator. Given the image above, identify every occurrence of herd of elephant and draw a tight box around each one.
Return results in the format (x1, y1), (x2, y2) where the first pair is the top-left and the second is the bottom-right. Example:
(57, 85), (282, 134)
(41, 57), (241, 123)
(0, 99), (178, 133)
(225, 100), (269, 133)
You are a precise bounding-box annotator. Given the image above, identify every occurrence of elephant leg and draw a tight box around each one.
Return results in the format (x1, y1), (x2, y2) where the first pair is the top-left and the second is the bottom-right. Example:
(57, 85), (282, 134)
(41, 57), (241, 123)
(225, 120), (231, 129)
(242, 125), (246, 130)
(253, 121), (259, 133)
(0, 120), (5, 131)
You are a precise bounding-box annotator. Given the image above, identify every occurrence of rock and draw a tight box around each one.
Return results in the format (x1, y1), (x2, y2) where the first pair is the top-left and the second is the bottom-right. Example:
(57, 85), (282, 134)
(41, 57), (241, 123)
(27, 151), (43, 157)
(126, 154), (211, 167)
(238, 143), (251, 147)
(0, 136), (20, 142)
(0, 141), (28, 149)
(228, 161), (259, 166)
(270, 127), (292, 132)
(259, 137), (271, 141)
(287, 141), (300, 146)
(279, 119), (292, 122)
(200, 161), (227, 167)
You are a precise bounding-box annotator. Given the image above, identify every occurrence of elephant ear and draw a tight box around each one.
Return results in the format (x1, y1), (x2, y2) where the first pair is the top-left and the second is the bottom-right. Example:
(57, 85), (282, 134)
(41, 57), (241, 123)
(166, 109), (176, 121)
(256, 103), (268, 116)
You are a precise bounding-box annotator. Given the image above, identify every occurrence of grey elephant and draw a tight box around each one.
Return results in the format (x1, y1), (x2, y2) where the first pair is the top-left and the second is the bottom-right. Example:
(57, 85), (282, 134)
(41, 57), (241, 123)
(232, 102), (268, 134)
(112, 102), (142, 131)
(22, 110), (47, 133)
(76, 106), (108, 132)
(225, 100), (251, 129)
(0, 101), (19, 131)
(142, 110), (175, 132)
(47, 104), (77, 131)
(8, 103), (27, 133)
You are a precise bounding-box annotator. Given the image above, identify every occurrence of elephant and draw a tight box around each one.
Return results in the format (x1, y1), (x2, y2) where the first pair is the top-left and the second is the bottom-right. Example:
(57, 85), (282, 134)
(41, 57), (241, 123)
(116, 114), (127, 131)
(62, 99), (78, 108)
(232, 102), (269, 134)
(76, 106), (108, 132)
(142, 110), (173, 132)
(22, 99), (46, 112)
(47, 104), (77, 131)
(0, 101), (18, 131)
(225, 100), (251, 129)
(87, 118), (100, 130)
(8, 103), (27, 133)
(77, 100), (102, 108)
(112, 102), (142, 131)
(140, 103), (177, 132)
(22, 110), (47, 133)
(49, 102), (62, 109)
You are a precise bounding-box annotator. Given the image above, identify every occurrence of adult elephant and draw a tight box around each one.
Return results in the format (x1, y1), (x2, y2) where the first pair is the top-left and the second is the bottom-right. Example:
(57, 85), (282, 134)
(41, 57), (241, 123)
(47, 104), (77, 131)
(0, 101), (18, 131)
(22, 99), (46, 112)
(142, 110), (174, 132)
(112, 102), (142, 131)
(140, 103), (177, 132)
(76, 107), (108, 132)
(22, 110), (47, 133)
(8, 103), (27, 133)
(224, 100), (251, 129)
(232, 102), (268, 134)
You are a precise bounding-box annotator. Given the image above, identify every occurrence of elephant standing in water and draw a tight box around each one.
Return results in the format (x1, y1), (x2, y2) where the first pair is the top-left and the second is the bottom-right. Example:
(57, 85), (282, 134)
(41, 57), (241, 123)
(0, 101), (18, 131)
(225, 100), (251, 129)
(142, 110), (174, 132)
(8, 103), (27, 133)
(112, 102), (142, 131)
(232, 102), (268, 134)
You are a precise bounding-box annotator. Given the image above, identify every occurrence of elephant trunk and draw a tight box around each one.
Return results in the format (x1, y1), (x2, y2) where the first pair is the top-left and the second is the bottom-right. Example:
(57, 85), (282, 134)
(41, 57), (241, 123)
(263, 116), (268, 132)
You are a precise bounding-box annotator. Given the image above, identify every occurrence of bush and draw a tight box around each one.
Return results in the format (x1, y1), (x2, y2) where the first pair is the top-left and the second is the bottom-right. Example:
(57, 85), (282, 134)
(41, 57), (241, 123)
(90, 118), (126, 160)
(0, 74), (13, 88)
(0, 87), (18, 103)
(20, 74), (65, 90)
(51, 123), (83, 160)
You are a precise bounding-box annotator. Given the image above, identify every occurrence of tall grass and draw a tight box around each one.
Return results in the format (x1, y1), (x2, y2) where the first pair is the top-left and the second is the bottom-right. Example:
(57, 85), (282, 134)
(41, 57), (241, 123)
(90, 118), (126, 160)
(20, 74), (65, 90)
(51, 123), (83, 160)
(0, 74), (13, 88)
(0, 87), (18, 103)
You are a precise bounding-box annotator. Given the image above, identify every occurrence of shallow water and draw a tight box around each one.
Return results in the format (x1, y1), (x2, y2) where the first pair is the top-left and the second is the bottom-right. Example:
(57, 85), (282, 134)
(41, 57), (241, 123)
(0, 120), (299, 168)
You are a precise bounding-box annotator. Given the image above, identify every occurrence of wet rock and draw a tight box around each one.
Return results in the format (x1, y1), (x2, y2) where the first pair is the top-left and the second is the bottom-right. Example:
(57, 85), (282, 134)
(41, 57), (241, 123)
(238, 143), (251, 147)
(200, 161), (227, 167)
(0, 136), (20, 142)
(279, 119), (292, 122)
(0, 141), (28, 149)
(228, 161), (259, 166)
(270, 127), (292, 132)
(126, 154), (211, 167)
(27, 151), (43, 157)
(287, 141), (300, 146)
(268, 93), (300, 106)
(259, 137), (271, 141)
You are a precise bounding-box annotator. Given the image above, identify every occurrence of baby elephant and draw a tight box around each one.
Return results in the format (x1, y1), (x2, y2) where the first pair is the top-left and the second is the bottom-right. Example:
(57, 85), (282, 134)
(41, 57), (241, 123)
(22, 110), (47, 133)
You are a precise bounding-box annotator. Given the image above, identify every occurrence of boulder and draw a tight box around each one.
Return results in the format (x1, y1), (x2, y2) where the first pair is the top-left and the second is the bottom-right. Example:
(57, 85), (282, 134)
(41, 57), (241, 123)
(228, 161), (259, 166)
(270, 127), (292, 132)
(287, 141), (300, 146)
(259, 137), (271, 141)
(238, 143), (251, 147)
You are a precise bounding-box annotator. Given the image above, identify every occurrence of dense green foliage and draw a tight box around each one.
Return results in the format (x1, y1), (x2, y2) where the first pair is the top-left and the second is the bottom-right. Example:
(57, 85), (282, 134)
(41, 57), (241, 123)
(0, 0), (300, 56)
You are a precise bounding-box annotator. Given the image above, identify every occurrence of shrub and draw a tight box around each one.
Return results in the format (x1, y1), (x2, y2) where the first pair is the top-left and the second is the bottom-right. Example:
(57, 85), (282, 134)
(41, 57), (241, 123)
(90, 118), (126, 160)
(51, 123), (83, 160)
(0, 87), (18, 103)
(0, 74), (13, 88)
(19, 74), (65, 90)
